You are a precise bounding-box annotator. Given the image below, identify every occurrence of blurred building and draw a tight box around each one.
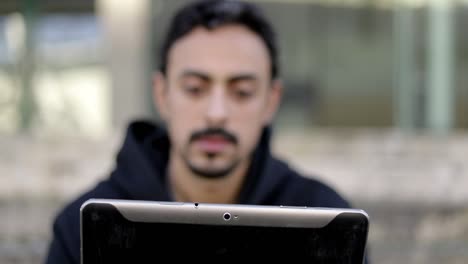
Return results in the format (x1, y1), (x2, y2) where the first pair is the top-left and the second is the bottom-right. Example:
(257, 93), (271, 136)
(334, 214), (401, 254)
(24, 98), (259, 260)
(0, 0), (467, 138)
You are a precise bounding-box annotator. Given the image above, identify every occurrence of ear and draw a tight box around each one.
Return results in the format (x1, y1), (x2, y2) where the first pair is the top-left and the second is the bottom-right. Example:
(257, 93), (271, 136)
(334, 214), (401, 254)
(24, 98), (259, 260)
(153, 71), (170, 121)
(262, 78), (283, 125)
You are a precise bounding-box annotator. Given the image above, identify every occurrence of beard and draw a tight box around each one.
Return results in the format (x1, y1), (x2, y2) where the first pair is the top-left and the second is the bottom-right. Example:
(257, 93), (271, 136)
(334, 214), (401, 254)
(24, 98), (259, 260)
(182, 127), (240, 179)
(183, 153), (241, 179)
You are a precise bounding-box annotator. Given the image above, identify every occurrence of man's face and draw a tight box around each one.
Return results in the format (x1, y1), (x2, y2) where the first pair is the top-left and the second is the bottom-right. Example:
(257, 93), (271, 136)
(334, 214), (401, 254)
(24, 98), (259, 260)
(154, 24), (281, 179)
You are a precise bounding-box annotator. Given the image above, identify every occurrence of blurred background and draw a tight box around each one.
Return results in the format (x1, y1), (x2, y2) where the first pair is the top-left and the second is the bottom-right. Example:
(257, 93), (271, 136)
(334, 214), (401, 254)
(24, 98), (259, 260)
(1, 0), (467, 263)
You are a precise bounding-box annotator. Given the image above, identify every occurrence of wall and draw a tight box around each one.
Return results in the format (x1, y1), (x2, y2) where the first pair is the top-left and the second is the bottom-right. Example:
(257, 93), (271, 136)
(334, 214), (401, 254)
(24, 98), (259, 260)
(1, 128), (467, 263)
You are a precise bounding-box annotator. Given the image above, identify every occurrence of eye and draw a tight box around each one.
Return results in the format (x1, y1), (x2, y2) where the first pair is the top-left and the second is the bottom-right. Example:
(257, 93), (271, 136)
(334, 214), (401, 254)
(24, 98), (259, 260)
(234, 89), (253, 99)
(231, 85), (255, 101)
(183, 85), (204, 97)
(230, 79), (257, 101)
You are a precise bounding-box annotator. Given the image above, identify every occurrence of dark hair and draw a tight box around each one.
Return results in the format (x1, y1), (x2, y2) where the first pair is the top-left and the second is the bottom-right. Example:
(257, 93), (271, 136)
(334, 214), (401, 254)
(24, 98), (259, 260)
(159, 0), (279, 79)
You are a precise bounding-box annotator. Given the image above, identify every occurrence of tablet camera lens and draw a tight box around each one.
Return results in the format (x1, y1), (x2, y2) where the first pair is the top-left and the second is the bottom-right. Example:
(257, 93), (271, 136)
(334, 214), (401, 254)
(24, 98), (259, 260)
(223, 212), (231, 221)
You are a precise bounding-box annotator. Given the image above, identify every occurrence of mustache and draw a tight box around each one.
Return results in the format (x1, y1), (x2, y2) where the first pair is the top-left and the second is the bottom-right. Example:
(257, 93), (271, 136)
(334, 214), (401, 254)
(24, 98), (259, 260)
(189, 128), (238, 145)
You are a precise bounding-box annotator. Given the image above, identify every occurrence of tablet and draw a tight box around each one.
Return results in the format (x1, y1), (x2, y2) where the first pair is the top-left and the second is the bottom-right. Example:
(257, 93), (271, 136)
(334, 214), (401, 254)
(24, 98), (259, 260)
(80, 198), (369, 263)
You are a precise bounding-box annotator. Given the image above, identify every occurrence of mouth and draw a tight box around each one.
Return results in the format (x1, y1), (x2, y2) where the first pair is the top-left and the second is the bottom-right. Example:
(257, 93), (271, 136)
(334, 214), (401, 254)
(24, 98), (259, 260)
(195, 135), (232, 153)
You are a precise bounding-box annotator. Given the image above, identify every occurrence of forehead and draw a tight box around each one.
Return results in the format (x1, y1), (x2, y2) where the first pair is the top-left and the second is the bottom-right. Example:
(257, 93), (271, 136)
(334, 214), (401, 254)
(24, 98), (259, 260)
(166, 25), (271, 78)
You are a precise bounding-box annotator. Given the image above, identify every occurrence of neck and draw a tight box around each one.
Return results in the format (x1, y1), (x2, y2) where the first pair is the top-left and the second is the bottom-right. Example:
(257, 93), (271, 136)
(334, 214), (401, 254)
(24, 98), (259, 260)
(168, 153), (250, 204)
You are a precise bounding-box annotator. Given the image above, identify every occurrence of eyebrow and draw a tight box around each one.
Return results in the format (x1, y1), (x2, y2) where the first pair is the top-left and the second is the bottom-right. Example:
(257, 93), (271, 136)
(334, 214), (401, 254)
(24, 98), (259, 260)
(180, 70), (211, 82)
(228, 74), (258, 84)
(179, 70), (258, 84)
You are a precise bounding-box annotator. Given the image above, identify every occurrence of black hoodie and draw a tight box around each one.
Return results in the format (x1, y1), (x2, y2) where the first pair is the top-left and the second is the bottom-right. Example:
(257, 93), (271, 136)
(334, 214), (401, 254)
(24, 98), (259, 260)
(44, 120), (352, 264)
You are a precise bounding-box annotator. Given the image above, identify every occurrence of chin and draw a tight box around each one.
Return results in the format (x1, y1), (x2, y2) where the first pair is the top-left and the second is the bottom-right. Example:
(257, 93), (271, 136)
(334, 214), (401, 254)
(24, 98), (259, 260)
(188, 161), (239, 179)
(191, 167), (232, 179)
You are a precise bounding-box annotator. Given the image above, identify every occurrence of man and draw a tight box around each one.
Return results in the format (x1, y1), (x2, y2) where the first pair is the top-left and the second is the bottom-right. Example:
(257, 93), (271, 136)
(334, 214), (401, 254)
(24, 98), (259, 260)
(45, 0), (361, 263)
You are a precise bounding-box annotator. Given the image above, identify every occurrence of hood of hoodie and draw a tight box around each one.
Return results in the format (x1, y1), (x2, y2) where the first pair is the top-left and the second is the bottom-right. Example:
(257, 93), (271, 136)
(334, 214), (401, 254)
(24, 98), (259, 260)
(108, 120), (290, 204)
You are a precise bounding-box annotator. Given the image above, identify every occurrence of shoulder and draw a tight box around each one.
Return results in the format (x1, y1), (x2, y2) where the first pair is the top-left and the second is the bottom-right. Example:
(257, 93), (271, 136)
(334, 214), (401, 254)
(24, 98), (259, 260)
(46, 191), (95, 263)
(48, 179), (124, 260)
(53, 178), (124, 228)
(268, 157), (351, 208)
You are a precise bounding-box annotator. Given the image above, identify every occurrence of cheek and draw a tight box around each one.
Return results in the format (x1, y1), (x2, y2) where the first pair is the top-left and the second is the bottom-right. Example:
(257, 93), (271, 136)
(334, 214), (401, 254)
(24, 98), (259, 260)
(167, 92), (202, 124)
(232, 98), (269, 126)
(231, 106), (267, 153)
(236, 125), (263, 158)
(165, 97), (199, 148)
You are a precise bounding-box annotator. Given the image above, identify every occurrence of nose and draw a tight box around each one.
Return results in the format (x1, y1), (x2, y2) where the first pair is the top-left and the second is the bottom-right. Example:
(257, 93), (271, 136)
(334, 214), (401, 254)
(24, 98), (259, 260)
(205, 87), (228, 127)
